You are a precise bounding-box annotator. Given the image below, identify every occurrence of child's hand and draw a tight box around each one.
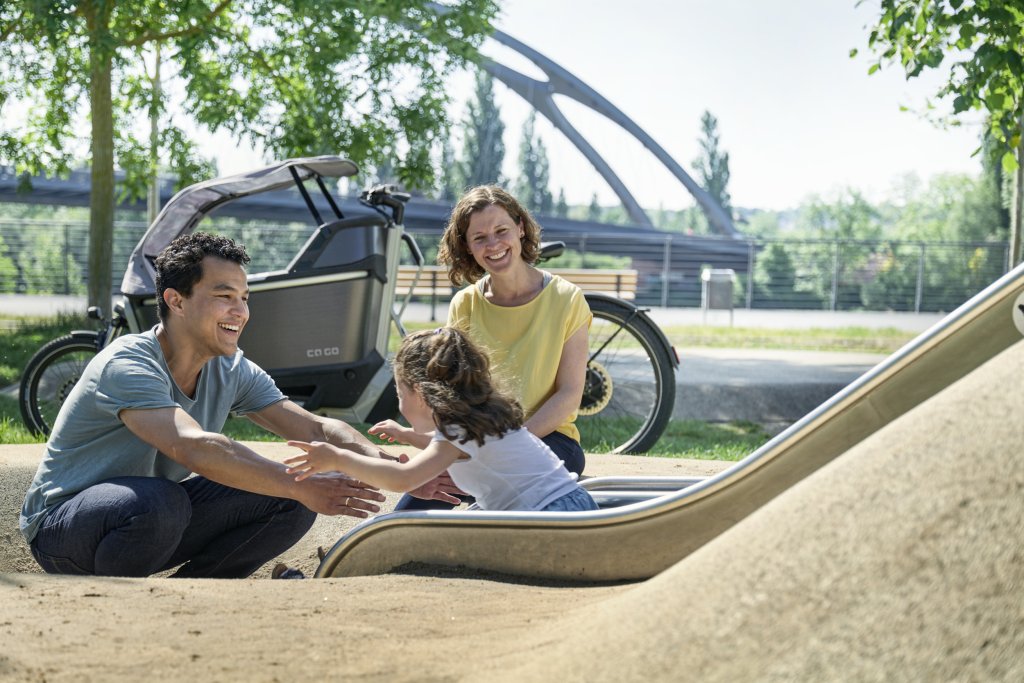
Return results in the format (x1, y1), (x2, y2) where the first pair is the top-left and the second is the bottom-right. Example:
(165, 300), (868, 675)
(284, 440), (339, 481)
(369, 419), (410, 444)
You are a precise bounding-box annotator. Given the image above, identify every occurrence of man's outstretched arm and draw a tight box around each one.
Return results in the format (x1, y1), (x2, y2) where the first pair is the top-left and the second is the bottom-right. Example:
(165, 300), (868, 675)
(120, 406), (385, 517)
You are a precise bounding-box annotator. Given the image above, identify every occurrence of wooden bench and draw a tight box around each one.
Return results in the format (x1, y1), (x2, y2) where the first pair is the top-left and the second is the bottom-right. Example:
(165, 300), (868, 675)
(545, 268), (638, 299)
(394, 265), (638, 300)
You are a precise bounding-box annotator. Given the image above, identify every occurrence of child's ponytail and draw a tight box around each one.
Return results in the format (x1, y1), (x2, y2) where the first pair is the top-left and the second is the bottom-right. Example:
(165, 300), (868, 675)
(393, 327), (524, 446)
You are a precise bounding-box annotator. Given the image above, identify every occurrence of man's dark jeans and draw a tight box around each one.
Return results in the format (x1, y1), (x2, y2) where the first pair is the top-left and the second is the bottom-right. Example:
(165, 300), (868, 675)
(30, 476), (316, 578)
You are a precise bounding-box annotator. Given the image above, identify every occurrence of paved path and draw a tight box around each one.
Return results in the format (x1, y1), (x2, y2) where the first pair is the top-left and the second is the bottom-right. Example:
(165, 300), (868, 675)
(673, 347), (883, 427)
(0, 294), (99, 318)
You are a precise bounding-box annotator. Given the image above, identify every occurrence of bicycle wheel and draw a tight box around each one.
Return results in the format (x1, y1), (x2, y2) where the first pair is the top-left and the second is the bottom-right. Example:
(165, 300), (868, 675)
(19, 333), (100, 437)
(578, 297), (676, 454)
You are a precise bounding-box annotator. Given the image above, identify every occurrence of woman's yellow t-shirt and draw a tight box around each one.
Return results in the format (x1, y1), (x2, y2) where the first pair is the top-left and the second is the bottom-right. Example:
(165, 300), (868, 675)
(447, 273), (591, 442)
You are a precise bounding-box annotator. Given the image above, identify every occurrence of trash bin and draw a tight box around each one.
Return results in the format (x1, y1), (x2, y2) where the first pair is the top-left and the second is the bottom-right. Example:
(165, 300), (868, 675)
(701, 268), (736, 325)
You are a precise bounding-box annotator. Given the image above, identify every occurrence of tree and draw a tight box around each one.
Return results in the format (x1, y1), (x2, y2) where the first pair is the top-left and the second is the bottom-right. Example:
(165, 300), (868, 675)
(372, 157), (400, 187)
(981, 116), (1012, 236)
(798, 189), (882, 309)
(0, 235), (18, 293)
(587, 193), (601, 222)
(856, 0), (1024, 263)
(514, 112), (553, 214)
(0, 1), (496, 312)
(457, 69), (505, 188)
(692, 110), (732, 215)
(752, 243), (823, 310)
(554, 188), (569, 217)
(437, 138), (460, 202)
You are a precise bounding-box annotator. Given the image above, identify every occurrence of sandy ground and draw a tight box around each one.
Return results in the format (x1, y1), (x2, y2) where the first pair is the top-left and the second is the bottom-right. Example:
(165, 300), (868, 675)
(0, 446), (726, 682)
(3, 342), (1024, 681)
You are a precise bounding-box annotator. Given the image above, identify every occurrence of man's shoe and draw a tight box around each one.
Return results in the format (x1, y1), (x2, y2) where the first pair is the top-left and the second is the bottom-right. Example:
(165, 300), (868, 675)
(271, 563), (306, 579)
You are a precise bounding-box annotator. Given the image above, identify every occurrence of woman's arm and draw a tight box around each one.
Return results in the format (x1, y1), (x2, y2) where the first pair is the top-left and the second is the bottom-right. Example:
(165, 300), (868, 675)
(285, 439), (465, 493)
(523, 324), (589, 438)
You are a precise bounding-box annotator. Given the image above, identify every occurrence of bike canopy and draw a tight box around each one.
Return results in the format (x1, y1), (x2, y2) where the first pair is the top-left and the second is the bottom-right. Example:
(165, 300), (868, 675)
(121, 156), (359, 296)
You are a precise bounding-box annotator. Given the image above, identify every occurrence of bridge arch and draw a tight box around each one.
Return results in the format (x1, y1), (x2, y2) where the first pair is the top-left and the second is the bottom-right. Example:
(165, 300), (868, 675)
(482, 29), (740, 238)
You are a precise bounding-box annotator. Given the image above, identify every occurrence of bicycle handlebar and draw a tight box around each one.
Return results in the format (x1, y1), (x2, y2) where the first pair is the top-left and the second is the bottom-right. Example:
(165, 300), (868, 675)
(360, 184), (410, 225)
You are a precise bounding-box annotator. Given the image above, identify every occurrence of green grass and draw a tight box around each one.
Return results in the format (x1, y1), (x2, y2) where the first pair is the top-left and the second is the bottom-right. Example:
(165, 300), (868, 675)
(662, 324), (914, 354)
(638, 419), (771, 460)
(0, 394), (38, 444)
(0, 312), (93, 387)
(219, 416), (377, 443)
(581, 417), (770, 460)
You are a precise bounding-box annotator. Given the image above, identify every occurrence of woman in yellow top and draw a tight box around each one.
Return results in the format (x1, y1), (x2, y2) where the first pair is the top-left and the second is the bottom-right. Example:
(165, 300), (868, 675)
(371, 185), (591, 511)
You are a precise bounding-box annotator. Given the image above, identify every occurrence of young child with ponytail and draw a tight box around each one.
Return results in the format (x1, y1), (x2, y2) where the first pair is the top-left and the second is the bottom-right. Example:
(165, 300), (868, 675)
(284, 327), (598, 513)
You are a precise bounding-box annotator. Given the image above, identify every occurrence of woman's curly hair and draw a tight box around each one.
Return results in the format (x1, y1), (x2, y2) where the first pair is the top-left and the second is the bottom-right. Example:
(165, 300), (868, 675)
(437, 185), (542, 286)
(393, 327), (524, 446)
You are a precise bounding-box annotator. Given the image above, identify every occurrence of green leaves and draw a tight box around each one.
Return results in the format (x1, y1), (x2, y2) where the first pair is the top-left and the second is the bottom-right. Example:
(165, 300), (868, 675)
(858, 0), (1023, 174)
(986, 92), (1006, 111)
(1, 0), (499, 189)
(1, 0), (498, 308)
(1001, 150), (1019, 173)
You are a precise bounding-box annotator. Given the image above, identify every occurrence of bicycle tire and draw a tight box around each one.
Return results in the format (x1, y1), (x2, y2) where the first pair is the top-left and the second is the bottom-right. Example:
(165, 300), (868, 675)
(578, 296), (676, 454)
(19, 333), (100, 437)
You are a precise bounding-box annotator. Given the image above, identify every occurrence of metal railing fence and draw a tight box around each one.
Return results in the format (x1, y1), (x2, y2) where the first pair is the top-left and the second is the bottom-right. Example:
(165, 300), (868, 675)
(0, 219), (1010, 315)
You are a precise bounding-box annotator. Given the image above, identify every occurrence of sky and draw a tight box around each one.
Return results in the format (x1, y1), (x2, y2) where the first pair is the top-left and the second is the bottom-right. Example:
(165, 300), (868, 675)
(212, 0), (984, 212)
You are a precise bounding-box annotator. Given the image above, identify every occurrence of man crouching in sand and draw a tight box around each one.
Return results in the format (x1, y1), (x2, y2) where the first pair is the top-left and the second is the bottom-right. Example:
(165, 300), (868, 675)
(20, 232), (458, 578)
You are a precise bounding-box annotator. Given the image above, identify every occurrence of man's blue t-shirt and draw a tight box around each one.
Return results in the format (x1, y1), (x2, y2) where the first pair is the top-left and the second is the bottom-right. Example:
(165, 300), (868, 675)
(19, 328), (285, 543)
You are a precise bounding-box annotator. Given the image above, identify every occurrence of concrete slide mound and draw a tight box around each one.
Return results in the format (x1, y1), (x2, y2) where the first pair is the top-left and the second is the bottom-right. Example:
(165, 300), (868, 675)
(497, 340), (1024, 681)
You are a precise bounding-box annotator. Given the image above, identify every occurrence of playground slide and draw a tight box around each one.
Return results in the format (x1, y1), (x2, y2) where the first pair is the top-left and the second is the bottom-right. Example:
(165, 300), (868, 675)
(317, 263), (1024, 581)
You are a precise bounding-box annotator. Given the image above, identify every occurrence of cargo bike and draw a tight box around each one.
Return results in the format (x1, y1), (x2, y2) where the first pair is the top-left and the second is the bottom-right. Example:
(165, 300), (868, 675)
(19, 156), (678, 453)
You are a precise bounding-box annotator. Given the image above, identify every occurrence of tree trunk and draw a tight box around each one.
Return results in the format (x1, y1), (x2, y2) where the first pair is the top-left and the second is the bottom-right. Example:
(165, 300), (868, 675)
(1013, 107), (1024, 267)
(147, 42), (162, 227)
(87, 8), (115, 315)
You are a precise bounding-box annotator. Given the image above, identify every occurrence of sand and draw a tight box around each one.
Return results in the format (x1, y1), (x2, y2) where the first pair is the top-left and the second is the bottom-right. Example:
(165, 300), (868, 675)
(2, 342), (1023, 681)
(0, 446), (724, 682)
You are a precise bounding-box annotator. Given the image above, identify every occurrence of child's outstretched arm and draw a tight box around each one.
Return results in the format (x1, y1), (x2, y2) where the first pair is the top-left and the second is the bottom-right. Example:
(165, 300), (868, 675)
(368, 419), (433, 449)
(285, 439), (465, 493)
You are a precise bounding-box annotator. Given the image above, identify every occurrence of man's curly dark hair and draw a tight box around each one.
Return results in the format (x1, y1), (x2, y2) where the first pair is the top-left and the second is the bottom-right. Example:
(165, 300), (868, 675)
(154, 232), (250, 321)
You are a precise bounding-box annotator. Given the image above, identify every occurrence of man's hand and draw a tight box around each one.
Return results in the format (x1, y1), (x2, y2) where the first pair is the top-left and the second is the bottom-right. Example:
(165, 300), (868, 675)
(399, 454), (464, 504)
(296, 472), (385, 518)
